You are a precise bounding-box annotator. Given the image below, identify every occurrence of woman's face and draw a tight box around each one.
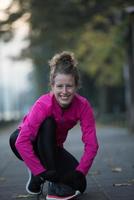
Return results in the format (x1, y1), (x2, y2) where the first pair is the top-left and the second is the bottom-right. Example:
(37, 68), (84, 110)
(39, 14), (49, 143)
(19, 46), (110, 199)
(51, 73), (77, 108)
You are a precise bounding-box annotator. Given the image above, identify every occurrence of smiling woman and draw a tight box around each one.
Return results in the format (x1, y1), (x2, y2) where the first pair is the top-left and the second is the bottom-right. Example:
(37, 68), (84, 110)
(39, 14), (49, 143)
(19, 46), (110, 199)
(51, 74), (76, 108)
(9, 51), (99, 200)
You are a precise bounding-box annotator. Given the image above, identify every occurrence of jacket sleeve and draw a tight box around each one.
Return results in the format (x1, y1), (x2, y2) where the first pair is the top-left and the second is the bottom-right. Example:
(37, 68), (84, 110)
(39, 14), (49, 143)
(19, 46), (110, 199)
(15, 100), (48, 175)
(76, 100), (99, 175)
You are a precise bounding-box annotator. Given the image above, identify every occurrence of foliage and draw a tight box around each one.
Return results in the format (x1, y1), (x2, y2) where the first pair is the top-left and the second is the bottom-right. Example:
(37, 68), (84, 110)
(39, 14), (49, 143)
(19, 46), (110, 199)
(75, 22), (125, 86)
(0, 0), (133, 94)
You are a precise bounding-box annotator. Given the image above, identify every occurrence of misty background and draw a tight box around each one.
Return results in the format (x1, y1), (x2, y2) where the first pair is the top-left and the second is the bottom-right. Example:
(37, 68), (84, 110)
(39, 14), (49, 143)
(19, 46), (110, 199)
(0, 0), (134, 132)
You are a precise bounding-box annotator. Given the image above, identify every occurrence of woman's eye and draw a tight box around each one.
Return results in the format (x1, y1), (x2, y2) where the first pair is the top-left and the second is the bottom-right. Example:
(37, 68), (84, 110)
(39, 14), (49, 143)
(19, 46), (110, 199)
(57, 85), (63, 88)
(56, 84), (74, 89)
(67, 85), (72, 88)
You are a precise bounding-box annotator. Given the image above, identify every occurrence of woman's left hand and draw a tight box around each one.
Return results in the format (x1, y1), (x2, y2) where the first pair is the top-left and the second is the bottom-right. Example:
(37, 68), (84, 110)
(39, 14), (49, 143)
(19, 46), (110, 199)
(60, 170), (86, 193)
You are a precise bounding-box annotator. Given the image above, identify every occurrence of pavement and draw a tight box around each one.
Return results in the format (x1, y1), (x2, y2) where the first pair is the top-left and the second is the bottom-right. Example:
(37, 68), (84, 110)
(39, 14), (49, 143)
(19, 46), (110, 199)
(0, 122), (134, 200)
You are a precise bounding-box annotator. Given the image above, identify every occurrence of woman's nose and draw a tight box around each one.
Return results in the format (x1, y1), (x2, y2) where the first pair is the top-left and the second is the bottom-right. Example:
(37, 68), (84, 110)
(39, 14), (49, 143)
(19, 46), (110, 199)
(62, 85), (67, 93)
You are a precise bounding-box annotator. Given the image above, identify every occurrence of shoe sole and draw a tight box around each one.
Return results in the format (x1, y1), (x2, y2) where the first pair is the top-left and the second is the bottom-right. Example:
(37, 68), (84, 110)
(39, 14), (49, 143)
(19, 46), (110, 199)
(46, 190), (80, 200)
(26, 168), (42, 195)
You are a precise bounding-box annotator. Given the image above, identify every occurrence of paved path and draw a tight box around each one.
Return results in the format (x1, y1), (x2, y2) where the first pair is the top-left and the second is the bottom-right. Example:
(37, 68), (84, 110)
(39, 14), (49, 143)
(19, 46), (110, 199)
(0, 123), (134, 200)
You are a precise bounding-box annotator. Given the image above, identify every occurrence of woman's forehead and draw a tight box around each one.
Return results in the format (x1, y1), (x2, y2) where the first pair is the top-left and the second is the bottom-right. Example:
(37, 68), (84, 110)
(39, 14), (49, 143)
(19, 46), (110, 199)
(54, 74), (75, 82)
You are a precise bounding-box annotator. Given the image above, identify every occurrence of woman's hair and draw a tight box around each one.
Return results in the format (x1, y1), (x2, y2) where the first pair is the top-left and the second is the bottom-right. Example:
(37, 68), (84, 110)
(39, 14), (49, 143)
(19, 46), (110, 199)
(48, 51), (80, 87)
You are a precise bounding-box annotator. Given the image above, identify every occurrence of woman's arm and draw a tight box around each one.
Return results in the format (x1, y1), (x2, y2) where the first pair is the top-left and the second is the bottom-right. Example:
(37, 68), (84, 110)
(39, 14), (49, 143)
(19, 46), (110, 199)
(76, 100), (99, 175)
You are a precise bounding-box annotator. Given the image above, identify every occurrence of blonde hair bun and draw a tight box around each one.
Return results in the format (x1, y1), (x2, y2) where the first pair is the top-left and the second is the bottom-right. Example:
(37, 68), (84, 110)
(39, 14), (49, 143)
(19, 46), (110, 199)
(49, 51), (80, 87)
(48, 51), (78, 69)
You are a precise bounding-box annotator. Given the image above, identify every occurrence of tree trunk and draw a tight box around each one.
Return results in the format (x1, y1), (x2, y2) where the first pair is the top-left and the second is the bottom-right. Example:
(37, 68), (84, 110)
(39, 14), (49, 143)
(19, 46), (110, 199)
(125, 7), (134, 133)
(98, 86), (108, 115)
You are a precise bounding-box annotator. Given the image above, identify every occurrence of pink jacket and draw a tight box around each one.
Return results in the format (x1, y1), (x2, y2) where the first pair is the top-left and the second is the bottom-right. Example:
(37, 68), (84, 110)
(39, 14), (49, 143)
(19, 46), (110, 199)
(15, 92), (98, 176)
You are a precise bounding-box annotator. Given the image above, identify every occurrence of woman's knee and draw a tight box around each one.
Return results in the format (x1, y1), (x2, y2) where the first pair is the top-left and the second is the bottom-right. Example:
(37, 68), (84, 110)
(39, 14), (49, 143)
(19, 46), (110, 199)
(38, 116), (56, 141)
(40, 117), (56, 132)
(36, 116), (57, 153)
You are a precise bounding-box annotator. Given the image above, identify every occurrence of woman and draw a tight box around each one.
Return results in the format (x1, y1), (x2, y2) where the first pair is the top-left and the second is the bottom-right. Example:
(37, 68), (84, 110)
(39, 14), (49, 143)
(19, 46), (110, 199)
(9, 51), (99, 200)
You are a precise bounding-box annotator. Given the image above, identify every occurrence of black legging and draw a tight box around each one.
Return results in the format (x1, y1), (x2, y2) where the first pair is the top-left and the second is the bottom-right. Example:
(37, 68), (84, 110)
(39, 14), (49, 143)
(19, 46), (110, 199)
(9, 117), (86, 192)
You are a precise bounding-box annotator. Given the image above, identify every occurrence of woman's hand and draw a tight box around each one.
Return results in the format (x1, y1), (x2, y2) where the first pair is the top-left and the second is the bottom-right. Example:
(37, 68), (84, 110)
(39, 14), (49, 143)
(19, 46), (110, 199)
(38, 170), (59, 182)
(60, 170), (87, 193)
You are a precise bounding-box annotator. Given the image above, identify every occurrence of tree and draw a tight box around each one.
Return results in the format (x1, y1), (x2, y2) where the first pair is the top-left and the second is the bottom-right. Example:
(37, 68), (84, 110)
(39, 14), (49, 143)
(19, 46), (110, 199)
(1, 0), (134, 127)
(125, 7), (134, 132)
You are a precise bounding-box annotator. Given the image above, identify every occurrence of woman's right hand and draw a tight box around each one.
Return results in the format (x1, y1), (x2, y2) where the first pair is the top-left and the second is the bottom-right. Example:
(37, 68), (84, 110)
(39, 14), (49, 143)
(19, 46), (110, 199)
(38, 170), (59, 182)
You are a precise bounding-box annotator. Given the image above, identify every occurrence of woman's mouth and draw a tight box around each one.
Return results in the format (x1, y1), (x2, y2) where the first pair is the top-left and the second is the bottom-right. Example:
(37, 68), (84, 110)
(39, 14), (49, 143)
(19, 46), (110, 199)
(60, 96), (70, 100)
